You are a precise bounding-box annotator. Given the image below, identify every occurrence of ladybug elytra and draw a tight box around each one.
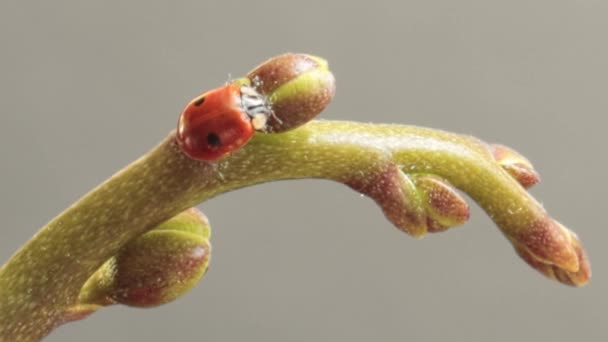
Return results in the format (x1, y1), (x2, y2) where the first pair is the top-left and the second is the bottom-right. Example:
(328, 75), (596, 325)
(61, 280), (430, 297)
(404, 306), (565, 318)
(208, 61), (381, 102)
(177, 84), (272, 161)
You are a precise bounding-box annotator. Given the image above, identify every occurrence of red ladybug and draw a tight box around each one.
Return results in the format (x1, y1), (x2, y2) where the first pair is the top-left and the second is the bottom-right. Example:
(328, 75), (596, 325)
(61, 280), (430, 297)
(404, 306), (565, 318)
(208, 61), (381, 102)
(177, 84), (272, 161)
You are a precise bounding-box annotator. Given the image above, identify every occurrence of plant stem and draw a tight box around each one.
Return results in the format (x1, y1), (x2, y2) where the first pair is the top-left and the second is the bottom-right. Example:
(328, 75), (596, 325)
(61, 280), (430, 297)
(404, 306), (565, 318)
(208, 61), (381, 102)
(0, 120), (587, 341)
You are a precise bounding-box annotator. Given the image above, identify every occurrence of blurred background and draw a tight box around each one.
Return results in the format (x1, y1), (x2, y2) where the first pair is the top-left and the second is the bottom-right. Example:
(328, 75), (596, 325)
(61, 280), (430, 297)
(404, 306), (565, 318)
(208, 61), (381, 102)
(1, 1), (606, 341)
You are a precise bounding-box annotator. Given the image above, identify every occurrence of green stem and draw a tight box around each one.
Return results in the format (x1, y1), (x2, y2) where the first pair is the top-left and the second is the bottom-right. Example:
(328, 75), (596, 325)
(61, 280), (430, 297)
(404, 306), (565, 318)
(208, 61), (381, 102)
(0, 120), (584, 341)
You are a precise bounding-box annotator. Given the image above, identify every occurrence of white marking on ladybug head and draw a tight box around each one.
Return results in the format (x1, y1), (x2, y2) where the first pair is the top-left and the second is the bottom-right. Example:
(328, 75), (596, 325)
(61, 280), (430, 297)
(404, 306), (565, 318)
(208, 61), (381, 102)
(251, 113), (268, 130)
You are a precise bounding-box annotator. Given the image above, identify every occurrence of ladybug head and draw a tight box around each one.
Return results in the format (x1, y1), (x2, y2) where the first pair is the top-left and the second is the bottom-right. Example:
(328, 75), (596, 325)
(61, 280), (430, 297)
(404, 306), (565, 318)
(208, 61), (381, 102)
(240, 85), (273, 130)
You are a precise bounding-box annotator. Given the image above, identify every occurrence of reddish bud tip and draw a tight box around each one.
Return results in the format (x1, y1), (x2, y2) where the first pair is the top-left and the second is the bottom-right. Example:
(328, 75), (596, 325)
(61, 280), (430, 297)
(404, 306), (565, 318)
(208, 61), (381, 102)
(492, 144), (540, 189)
(511, 218), (590, 286)
(412, 175), (470, 232)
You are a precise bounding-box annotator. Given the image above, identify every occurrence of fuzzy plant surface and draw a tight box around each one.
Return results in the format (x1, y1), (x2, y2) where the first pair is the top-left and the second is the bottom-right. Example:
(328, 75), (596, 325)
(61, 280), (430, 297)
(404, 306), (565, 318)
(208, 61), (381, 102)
(0, 54), (591, 341)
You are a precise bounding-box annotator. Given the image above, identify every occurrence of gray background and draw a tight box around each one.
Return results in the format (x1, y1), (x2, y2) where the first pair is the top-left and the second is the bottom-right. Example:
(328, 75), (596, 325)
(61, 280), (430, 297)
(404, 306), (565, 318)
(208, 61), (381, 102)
(1, 1), (606, 341)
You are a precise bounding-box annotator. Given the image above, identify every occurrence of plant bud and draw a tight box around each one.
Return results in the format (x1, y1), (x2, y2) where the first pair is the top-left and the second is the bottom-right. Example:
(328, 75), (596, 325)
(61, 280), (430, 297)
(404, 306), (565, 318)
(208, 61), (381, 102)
(246, 53), (336, 132)
(79, 209), (211, 308)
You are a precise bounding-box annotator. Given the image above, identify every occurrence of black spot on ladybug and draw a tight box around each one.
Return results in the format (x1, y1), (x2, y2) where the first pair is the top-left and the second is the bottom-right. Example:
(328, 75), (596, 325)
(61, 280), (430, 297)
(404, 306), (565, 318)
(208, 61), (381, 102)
(193, 96), (205, 106)
(206, 133), (221, 148)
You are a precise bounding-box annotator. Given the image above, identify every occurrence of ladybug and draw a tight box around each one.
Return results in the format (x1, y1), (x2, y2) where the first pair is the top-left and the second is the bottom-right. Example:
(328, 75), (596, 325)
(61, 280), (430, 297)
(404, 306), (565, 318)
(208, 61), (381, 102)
(177, 83), (272, 161)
